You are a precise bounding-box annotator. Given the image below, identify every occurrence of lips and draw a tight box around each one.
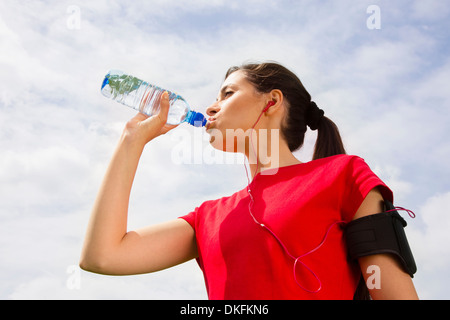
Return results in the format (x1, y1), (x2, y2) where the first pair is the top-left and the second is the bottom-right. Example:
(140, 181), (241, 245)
(205, 117), (216, 130)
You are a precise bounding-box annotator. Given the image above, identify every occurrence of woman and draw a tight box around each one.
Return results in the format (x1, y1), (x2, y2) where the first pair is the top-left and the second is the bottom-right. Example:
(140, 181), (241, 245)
(80, 62), (418, 300)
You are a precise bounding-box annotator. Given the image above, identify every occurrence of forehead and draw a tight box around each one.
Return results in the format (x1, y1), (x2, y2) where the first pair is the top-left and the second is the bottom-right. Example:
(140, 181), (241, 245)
(221, 70), (250, 88)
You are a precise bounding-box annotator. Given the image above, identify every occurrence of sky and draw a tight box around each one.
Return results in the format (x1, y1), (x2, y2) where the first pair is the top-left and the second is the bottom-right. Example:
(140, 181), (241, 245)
(0, 0), (449, 300)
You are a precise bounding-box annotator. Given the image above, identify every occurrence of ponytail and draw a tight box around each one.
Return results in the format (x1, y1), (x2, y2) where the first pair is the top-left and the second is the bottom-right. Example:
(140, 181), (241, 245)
(306, 101), (346, 161)
(313, 116), (346, 160)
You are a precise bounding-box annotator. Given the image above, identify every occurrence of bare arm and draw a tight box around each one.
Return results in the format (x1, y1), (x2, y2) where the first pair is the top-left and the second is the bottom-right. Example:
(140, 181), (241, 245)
(80, 92), (198, 275)
(353, 188), (419, 300)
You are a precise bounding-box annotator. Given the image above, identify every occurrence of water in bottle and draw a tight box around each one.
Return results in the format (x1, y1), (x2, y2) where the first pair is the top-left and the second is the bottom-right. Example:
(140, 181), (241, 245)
(101, 70), (206, 127)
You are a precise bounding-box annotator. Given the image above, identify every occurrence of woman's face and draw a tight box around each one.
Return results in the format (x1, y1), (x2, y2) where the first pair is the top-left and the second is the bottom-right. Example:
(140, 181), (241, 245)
(205, 70), (267, 153)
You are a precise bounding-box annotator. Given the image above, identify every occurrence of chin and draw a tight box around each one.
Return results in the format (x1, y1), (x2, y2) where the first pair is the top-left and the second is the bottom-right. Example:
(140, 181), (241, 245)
(208, 128), (249, 155)
(208, 137), (233, 153)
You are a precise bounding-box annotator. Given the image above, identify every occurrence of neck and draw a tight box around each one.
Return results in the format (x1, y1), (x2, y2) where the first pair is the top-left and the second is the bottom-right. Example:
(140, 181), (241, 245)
(246, 128), (301, 178)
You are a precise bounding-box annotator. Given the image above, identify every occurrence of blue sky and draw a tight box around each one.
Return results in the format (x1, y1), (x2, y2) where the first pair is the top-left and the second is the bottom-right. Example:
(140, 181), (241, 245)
(0, 0), (449, 299)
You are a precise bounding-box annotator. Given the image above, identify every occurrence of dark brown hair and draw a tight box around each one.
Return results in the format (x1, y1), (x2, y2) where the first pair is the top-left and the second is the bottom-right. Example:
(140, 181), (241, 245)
(225, 62), (346, 161)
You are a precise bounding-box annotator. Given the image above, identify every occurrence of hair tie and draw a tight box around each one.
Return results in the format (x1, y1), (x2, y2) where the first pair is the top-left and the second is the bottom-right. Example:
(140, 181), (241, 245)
(306, 101), (324, 131)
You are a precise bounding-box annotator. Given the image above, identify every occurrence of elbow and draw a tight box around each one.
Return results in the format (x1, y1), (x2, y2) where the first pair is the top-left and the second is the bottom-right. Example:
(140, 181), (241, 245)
(79, 256), (94, 273)
(79, 255), (99, 274)
(79, 251), (110, 274)
(79, 240), (124, 275)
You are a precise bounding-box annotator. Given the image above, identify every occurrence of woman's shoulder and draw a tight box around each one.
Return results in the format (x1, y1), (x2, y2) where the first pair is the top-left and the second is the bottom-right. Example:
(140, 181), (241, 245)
(315, 153), (362, 163)
(196, 187), (247, 212)
(297, 154), (377, 185)
(306, 154), (366, 170)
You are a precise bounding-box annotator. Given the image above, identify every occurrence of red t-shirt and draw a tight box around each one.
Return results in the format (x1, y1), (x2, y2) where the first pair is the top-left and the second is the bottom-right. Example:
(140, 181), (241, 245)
(180, 155), (393, 300)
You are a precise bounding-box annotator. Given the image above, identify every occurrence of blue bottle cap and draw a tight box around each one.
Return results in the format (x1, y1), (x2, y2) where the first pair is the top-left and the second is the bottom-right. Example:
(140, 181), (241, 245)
(101, 76), (109, 90)
(188, 111), (207, 127)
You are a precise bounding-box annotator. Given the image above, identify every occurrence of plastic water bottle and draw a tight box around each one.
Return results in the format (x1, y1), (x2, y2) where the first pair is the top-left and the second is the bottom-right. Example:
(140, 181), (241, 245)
(101, 70), (206, 127)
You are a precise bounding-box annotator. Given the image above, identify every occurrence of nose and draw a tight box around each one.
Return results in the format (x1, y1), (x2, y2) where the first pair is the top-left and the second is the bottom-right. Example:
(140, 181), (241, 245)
(206, 101), (220, 117)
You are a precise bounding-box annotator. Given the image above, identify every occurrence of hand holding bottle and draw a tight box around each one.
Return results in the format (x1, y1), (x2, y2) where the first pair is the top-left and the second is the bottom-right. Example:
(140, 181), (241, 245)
(122, 91), (178, 146)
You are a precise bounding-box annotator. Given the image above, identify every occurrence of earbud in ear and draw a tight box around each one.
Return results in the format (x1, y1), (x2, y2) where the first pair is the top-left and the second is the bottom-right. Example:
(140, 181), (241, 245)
(263, 101), (276, 112)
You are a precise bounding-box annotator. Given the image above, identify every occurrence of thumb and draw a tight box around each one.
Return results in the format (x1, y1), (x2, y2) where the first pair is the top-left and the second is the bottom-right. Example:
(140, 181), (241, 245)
(157, 91), (170, 125)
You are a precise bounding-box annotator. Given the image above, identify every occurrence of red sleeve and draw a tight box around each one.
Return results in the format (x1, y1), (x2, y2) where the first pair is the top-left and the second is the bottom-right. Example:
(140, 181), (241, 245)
(341, 156), (393, 222)
(179, 208), (197, 231)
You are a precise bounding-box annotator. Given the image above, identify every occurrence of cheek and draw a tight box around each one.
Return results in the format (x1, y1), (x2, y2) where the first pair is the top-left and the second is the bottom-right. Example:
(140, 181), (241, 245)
(221, 98), (260, 130)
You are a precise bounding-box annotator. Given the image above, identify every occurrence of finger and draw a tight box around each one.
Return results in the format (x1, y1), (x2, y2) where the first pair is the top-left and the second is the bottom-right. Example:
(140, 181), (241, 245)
(157, 91), (170, 125)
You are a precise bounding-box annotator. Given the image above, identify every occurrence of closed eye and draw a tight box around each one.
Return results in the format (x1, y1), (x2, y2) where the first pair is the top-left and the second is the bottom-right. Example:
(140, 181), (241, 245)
(217, 84), (238, 101)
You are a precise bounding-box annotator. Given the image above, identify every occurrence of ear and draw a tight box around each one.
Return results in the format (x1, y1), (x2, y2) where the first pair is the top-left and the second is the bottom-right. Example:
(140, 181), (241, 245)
(264, 89), (284, 114)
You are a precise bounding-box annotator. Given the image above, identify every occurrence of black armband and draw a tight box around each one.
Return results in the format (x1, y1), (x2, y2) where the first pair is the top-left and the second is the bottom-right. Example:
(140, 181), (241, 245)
(345, 200), (417, 278)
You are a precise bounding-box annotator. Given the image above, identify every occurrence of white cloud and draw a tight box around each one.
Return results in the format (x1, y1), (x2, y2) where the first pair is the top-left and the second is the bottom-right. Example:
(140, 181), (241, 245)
(407, 191), (450, 299)
(7, 261), (207, 300)
(411, 0), (450, 22)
